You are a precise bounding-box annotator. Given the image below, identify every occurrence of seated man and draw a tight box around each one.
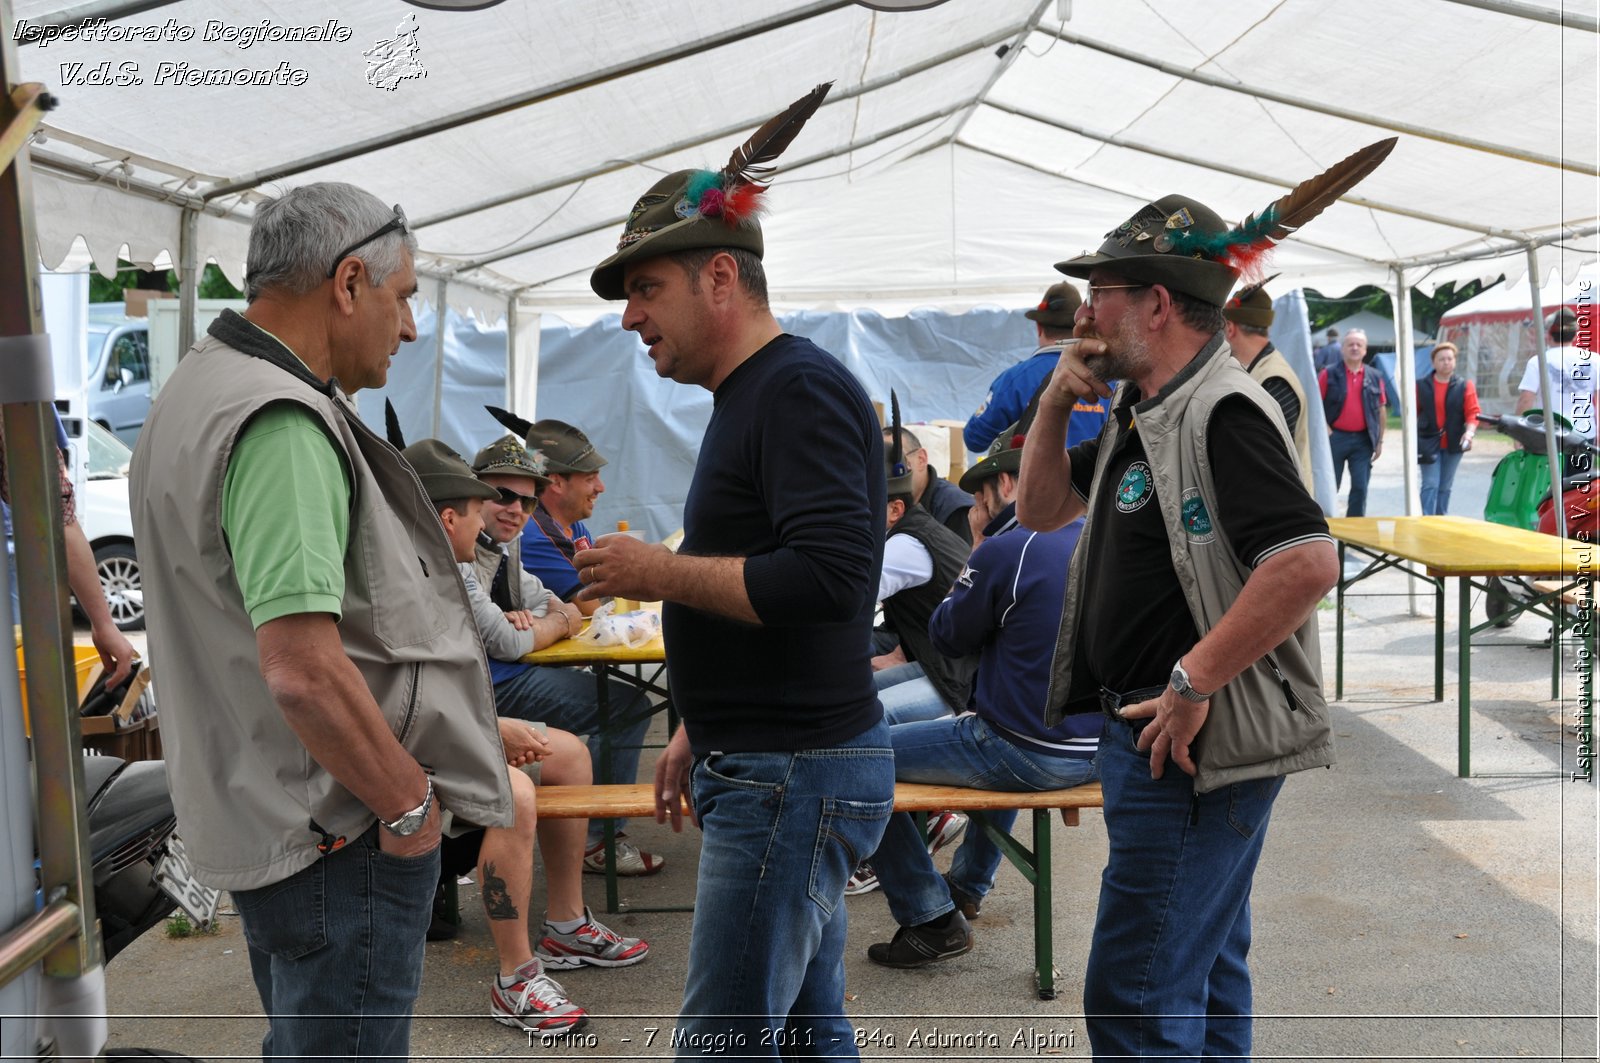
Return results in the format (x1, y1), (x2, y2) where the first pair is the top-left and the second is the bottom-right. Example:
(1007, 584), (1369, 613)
(872, 415), (977, 728)
(864, 433), (1100, 968)
(401, 438), (648, 1034)
(884, 425), (974, 545)
(511, 415), (610, 617)
(471, 432), (664, 877)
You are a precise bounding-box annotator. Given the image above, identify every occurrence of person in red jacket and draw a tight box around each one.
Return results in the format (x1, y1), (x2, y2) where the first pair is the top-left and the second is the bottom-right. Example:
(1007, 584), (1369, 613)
(1416, 342), (1480, 515)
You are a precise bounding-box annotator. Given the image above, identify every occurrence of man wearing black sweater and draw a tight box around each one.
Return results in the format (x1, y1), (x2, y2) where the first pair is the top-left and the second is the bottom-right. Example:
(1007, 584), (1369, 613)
(576, 87), (893, 1062)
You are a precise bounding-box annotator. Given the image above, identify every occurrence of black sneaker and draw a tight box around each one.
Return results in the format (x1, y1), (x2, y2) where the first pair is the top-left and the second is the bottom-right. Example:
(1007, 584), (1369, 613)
(943, 873), (983, 920)
(866, 911), (973, 968)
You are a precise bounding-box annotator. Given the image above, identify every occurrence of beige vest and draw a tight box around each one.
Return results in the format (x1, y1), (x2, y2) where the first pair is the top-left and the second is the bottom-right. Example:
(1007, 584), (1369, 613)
(1247, 346), (1316, 495)
(1046, 338), (1334, 793)
(130, 324), (511, 890)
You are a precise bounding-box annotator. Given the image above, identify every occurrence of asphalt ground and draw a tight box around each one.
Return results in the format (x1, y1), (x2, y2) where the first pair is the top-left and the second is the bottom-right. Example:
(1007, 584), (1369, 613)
(98, 434), (1598, 1061)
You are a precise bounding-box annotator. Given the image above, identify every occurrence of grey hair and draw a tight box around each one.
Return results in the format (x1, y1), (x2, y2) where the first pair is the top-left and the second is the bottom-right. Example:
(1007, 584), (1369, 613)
(245, 182), (417, 302)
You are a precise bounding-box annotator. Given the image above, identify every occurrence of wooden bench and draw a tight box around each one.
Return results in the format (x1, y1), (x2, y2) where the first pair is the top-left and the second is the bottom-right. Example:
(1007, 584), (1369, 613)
(535, 780), (1104, 1000)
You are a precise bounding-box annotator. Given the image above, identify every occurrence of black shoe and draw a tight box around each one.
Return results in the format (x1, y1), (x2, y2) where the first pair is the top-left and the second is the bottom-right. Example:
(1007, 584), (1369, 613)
(866, 911), (973, 968)
(426, 883), (459, 942)
(943, 873), (983, 920)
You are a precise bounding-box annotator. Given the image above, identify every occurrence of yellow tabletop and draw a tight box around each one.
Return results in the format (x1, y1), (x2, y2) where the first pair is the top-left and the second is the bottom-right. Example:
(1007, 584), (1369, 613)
(520, 612), (666, 666)
(1327, 515), (1598, 578)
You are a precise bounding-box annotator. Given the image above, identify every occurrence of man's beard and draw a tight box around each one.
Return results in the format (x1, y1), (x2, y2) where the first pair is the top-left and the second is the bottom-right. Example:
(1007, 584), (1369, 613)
(1077, 314), (1152, 384)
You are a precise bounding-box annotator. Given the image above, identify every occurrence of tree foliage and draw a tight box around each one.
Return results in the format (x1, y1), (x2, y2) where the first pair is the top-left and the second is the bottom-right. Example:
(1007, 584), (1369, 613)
(1304, 275), (1505, 338)
(87, 261), (242, 304)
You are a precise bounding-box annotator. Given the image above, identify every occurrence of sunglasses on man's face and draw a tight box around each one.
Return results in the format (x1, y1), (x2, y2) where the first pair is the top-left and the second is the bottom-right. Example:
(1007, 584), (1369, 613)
(493, 487), (538, 515)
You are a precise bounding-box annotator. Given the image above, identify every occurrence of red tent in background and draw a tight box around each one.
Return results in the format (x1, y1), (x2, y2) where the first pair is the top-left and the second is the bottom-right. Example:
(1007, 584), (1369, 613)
(1439, 264), (1598, 413)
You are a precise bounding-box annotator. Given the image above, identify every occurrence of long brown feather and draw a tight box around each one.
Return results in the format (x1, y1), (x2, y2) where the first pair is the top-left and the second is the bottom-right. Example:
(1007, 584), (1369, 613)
(485, 404), (533, 440)
(721, 82), (833, 187)
(1257, 137), (1398, 240)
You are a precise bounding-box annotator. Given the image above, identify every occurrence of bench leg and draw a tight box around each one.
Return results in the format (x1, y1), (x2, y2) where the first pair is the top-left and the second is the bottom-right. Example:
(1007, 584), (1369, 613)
(1032, 808), (1056, 1000)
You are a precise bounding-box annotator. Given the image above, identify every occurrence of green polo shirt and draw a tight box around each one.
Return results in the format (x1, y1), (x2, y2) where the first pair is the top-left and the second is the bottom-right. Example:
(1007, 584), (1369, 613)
(221, 402), (352, 628)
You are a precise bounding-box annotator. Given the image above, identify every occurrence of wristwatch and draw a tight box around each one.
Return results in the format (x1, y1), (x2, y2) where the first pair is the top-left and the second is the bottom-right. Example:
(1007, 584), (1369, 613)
(1169, 659), (1212, 704)
(380, 778), (434, 837)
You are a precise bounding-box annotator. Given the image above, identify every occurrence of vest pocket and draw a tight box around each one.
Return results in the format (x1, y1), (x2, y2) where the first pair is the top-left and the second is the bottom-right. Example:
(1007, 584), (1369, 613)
(358, 503), (446, 649)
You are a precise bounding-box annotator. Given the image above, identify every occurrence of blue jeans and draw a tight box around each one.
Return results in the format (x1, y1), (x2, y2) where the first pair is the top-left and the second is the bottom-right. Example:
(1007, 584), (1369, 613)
(678, 720), (894, 1060)
(872, 661), (924, 691)
(232, 824), (439, 1061)
(872, 714), (1099, 926)
(494, 663), (652, 845)
(1084, 719), (1285, 1061)
(1420, 450), (1464, 515)
(1329, 429), (1375, 517)
(876, 675), (950, 727)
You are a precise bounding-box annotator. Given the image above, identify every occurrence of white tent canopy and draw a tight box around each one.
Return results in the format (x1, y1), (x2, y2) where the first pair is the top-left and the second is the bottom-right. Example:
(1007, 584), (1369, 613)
(12, 0), (1597, 321)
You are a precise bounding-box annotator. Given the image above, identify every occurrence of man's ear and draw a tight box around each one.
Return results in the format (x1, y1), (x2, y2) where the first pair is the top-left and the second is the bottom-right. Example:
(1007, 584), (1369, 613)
(331, 258), (364, 315)
(707, 251), (741, 302)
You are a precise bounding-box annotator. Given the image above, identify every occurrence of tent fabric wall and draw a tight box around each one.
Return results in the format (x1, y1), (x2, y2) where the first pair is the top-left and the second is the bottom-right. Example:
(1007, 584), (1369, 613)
(13, 0), (1595, 319)
(381, 296), (1342, 540)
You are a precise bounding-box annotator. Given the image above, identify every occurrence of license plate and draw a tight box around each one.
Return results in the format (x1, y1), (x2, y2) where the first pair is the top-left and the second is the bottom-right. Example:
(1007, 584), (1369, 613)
(152, 832), (220, 930)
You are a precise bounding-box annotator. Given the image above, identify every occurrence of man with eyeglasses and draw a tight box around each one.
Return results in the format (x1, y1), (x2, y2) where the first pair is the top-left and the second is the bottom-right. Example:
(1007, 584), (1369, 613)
(1015, 193), (1341, 1060)
(520, 418), (610, 618)
(130, 182), (513, 1057)
(472, 432), (664, 877)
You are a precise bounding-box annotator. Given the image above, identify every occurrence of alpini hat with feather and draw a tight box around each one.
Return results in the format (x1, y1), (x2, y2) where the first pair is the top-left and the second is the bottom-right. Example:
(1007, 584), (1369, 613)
(590, 83), (834, 300)
(1056, 139), (1398, 307)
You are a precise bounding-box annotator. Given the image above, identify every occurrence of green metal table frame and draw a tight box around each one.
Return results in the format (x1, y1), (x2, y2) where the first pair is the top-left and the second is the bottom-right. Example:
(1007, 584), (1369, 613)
(1333, 541), (1593, 778)
(956, 807), (1070, 1001)
(590, 660), (678, 913)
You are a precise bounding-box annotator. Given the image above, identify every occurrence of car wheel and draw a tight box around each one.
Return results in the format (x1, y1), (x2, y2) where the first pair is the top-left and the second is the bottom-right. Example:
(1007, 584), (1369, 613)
(94, 542), (144, 631)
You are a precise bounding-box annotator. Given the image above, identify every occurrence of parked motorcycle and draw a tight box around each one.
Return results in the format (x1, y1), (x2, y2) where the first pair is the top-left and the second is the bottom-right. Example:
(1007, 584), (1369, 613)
(80, 753), (218, 961)
(1477, 411), (1599, 627)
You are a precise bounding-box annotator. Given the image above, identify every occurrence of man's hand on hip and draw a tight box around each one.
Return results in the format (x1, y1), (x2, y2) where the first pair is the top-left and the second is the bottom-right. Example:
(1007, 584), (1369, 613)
(1122, 687), (1209, 780)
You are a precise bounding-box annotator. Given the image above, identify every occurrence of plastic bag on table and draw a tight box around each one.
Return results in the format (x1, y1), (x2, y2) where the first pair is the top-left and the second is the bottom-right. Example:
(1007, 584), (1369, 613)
(579, 603), (661, 649)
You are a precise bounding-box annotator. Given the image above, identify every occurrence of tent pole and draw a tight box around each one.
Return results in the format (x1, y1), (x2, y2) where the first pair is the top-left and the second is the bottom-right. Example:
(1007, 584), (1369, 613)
(431, 277), (447, 438)
(176, 205), (198, 358)
(506, 296), (518, 417)
(1525, 242), (1567, 542)
(1393, 266), (1422, 614)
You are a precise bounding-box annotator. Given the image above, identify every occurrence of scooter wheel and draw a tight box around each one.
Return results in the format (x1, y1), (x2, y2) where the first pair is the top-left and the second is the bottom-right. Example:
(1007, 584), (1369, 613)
(1485, 579), (1518, 628)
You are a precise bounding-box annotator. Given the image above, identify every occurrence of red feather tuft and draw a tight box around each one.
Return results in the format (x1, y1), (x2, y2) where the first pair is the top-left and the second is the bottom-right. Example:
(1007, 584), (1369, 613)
(721, 183), (765, 227)
(1011, 433), (1027, 450)
(1223, 237), (1277, 282)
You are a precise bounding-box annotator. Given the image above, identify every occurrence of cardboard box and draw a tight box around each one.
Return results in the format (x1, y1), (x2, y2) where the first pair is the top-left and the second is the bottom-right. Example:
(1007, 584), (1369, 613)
(122, 288), (174, 318)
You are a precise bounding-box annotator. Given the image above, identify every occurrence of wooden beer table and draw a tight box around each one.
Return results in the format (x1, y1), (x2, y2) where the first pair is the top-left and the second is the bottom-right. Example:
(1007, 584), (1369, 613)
(522, 616), (673, 912)
(1328, 515), (1595, 777)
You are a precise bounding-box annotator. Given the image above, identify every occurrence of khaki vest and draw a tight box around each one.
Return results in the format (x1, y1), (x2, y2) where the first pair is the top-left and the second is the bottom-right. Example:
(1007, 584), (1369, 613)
(1247, 346), (1316, 496)
(1045, 337), (1334, 793)
(130, 321), (512, 890)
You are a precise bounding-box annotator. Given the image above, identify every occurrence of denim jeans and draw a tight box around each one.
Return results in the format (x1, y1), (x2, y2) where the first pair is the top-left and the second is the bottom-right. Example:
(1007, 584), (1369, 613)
(232, 824), (439, 1061)
(1084, 719), (1285, 1061)
(1329, 429), (1375, 516)
(1419, 450), (1464, 515)
(494, 663), (652, 844)
(871, 713), (1099, 926)
(876, 676), (951, 727)
(677, 720), (894, 1060)
(871, 661), (924, 691)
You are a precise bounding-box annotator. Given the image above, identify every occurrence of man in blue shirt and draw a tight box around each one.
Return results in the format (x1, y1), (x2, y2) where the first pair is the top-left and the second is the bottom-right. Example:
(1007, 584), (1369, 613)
(965, 282), (1111, 455)
(863, 433), (1099, 968)
(520, 419), (607, 616)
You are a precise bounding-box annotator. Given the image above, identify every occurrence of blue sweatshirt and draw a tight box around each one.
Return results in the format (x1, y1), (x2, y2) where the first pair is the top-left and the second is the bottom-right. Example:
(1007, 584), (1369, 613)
(929, 504), (1099, 757)
(964, 347), (1112, 455)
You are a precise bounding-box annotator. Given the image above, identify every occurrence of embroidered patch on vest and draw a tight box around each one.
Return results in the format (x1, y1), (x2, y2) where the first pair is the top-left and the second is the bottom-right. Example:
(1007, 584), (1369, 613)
(1180, 487), (1216, 543)
(1116, 461), (1154, 513)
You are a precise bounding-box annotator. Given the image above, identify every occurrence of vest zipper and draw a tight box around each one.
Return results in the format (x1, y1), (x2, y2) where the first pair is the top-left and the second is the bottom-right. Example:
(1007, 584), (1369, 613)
(1263, 654), (1305, 712)
(397, 662), (421, 743)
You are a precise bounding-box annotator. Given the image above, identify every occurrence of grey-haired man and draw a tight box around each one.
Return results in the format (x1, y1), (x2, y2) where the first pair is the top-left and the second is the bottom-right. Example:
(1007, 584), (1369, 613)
(131, 182), (512, 1058)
